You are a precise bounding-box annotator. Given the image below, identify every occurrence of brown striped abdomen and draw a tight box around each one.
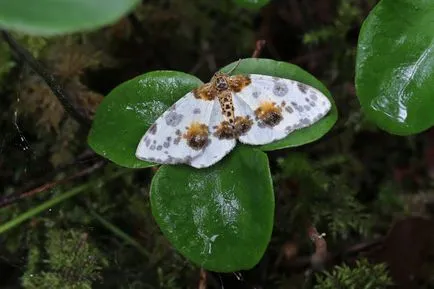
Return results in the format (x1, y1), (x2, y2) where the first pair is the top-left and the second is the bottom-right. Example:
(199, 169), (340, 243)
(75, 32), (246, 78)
(217, 91), (235, 125)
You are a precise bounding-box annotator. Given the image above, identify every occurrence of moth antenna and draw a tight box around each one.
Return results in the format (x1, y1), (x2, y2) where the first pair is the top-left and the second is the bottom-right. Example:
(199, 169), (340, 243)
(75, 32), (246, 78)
(227, 59), (242, 75)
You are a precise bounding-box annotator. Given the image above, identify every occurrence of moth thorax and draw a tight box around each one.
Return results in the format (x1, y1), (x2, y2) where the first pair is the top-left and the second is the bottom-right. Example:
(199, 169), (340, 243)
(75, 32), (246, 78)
(215, 77), (229, 91)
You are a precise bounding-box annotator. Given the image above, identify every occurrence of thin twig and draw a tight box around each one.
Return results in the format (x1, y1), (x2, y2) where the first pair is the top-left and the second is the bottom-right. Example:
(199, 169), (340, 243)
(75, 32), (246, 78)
(252, 40), (266, 58)
(342, 238), (384, 256)
(189, 58), (205, 75)
(0, 161), (105, 208)
(198, 268), (207, 289)
(127, 13), (148, 43)
(202, 41), (216, 73)
(0, 169), (129, 234)
(88, 209), (151, 258)
(12, 150), (100, 195)
(189, 41), (216, 75)
(1, 31), (91, 128)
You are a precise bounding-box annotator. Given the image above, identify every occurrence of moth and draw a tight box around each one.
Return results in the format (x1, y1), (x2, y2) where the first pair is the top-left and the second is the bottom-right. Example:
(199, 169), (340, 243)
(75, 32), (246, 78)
(136, 69), (331, 168)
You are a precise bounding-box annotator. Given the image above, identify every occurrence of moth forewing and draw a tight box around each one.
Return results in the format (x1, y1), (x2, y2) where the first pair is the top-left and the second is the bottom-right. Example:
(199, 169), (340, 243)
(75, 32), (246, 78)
(136, 72), (331, 168)
(135, 92), (214, 166)
(189, 100), (236, 168)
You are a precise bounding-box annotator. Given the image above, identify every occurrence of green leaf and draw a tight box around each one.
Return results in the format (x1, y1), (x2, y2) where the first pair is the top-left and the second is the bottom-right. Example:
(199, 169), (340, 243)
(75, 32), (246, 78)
(220, 58), (337, 151)
(88, 71), (203, 168)
(233, 0), (270, 9)
(0, 0), (141, 36)
(356, 0), (434, 135)
(150, 146), (274, 272)
(89, 58), (336, 167)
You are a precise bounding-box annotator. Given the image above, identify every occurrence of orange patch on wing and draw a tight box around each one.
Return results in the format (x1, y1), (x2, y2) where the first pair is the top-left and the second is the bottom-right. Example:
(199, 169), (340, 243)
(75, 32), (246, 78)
(193, 83), (217, 101)
(255, 101), (283, 127)
(234, 116), (253, 136)
(213, 116), (253, 140)
(228, 75), (251, 92)
(183, 122), (209, 150)
(214, 121), (235, 140)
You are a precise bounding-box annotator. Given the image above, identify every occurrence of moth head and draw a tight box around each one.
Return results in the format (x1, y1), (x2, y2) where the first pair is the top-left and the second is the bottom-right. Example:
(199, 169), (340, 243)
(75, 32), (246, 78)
(212, 72), (229, 91)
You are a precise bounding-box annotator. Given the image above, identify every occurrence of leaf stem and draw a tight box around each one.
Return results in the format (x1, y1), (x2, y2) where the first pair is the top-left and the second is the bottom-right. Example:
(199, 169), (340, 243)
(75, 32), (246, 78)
(88, 209), (151, 257)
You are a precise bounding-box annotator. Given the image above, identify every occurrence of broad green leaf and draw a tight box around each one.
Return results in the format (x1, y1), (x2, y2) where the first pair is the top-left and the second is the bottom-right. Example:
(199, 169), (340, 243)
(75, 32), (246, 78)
(233, 0), (270, 9)
(150, 146), (274, 272)
(220, 58), (337, 151)
(356, 0), (434, 135)
(0, 0), (141, 36)
(88, 71), (202, 168)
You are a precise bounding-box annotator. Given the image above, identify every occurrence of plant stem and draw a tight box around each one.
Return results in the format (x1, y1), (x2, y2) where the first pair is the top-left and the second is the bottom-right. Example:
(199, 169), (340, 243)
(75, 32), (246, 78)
(88, 209), (151, 258)
(0, 169), (129, 234)
(252, 40), (266, 58)
(0, 161), (105, 209)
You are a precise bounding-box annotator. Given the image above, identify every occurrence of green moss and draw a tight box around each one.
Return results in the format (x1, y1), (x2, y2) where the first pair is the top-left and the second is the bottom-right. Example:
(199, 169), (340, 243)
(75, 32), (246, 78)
(314, 258), (393, 289)
(22, 229), (108, 289)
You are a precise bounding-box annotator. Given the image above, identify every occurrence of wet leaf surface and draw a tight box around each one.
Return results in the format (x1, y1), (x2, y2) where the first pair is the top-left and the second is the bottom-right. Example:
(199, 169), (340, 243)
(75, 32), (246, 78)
(356, 0), (434, 135)
(150, 146), (274, 272)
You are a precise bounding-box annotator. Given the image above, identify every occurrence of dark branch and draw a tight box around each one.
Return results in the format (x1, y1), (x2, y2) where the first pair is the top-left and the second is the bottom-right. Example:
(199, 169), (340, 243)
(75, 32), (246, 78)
(0, 161), (105, 208)
(1, 30), (92, 128)
(127, 13), (148, 42)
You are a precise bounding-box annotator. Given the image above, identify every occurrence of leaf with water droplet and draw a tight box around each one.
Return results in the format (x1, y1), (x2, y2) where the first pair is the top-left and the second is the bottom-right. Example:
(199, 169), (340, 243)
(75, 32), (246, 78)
(356, 0), (434, 135)
(150, 146), (274, 272)
(88, 71), (203, 168)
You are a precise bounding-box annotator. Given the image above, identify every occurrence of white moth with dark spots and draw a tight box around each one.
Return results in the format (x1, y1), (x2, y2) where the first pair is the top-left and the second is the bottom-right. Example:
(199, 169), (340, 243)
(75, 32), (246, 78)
(136, 72), (331, 168)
